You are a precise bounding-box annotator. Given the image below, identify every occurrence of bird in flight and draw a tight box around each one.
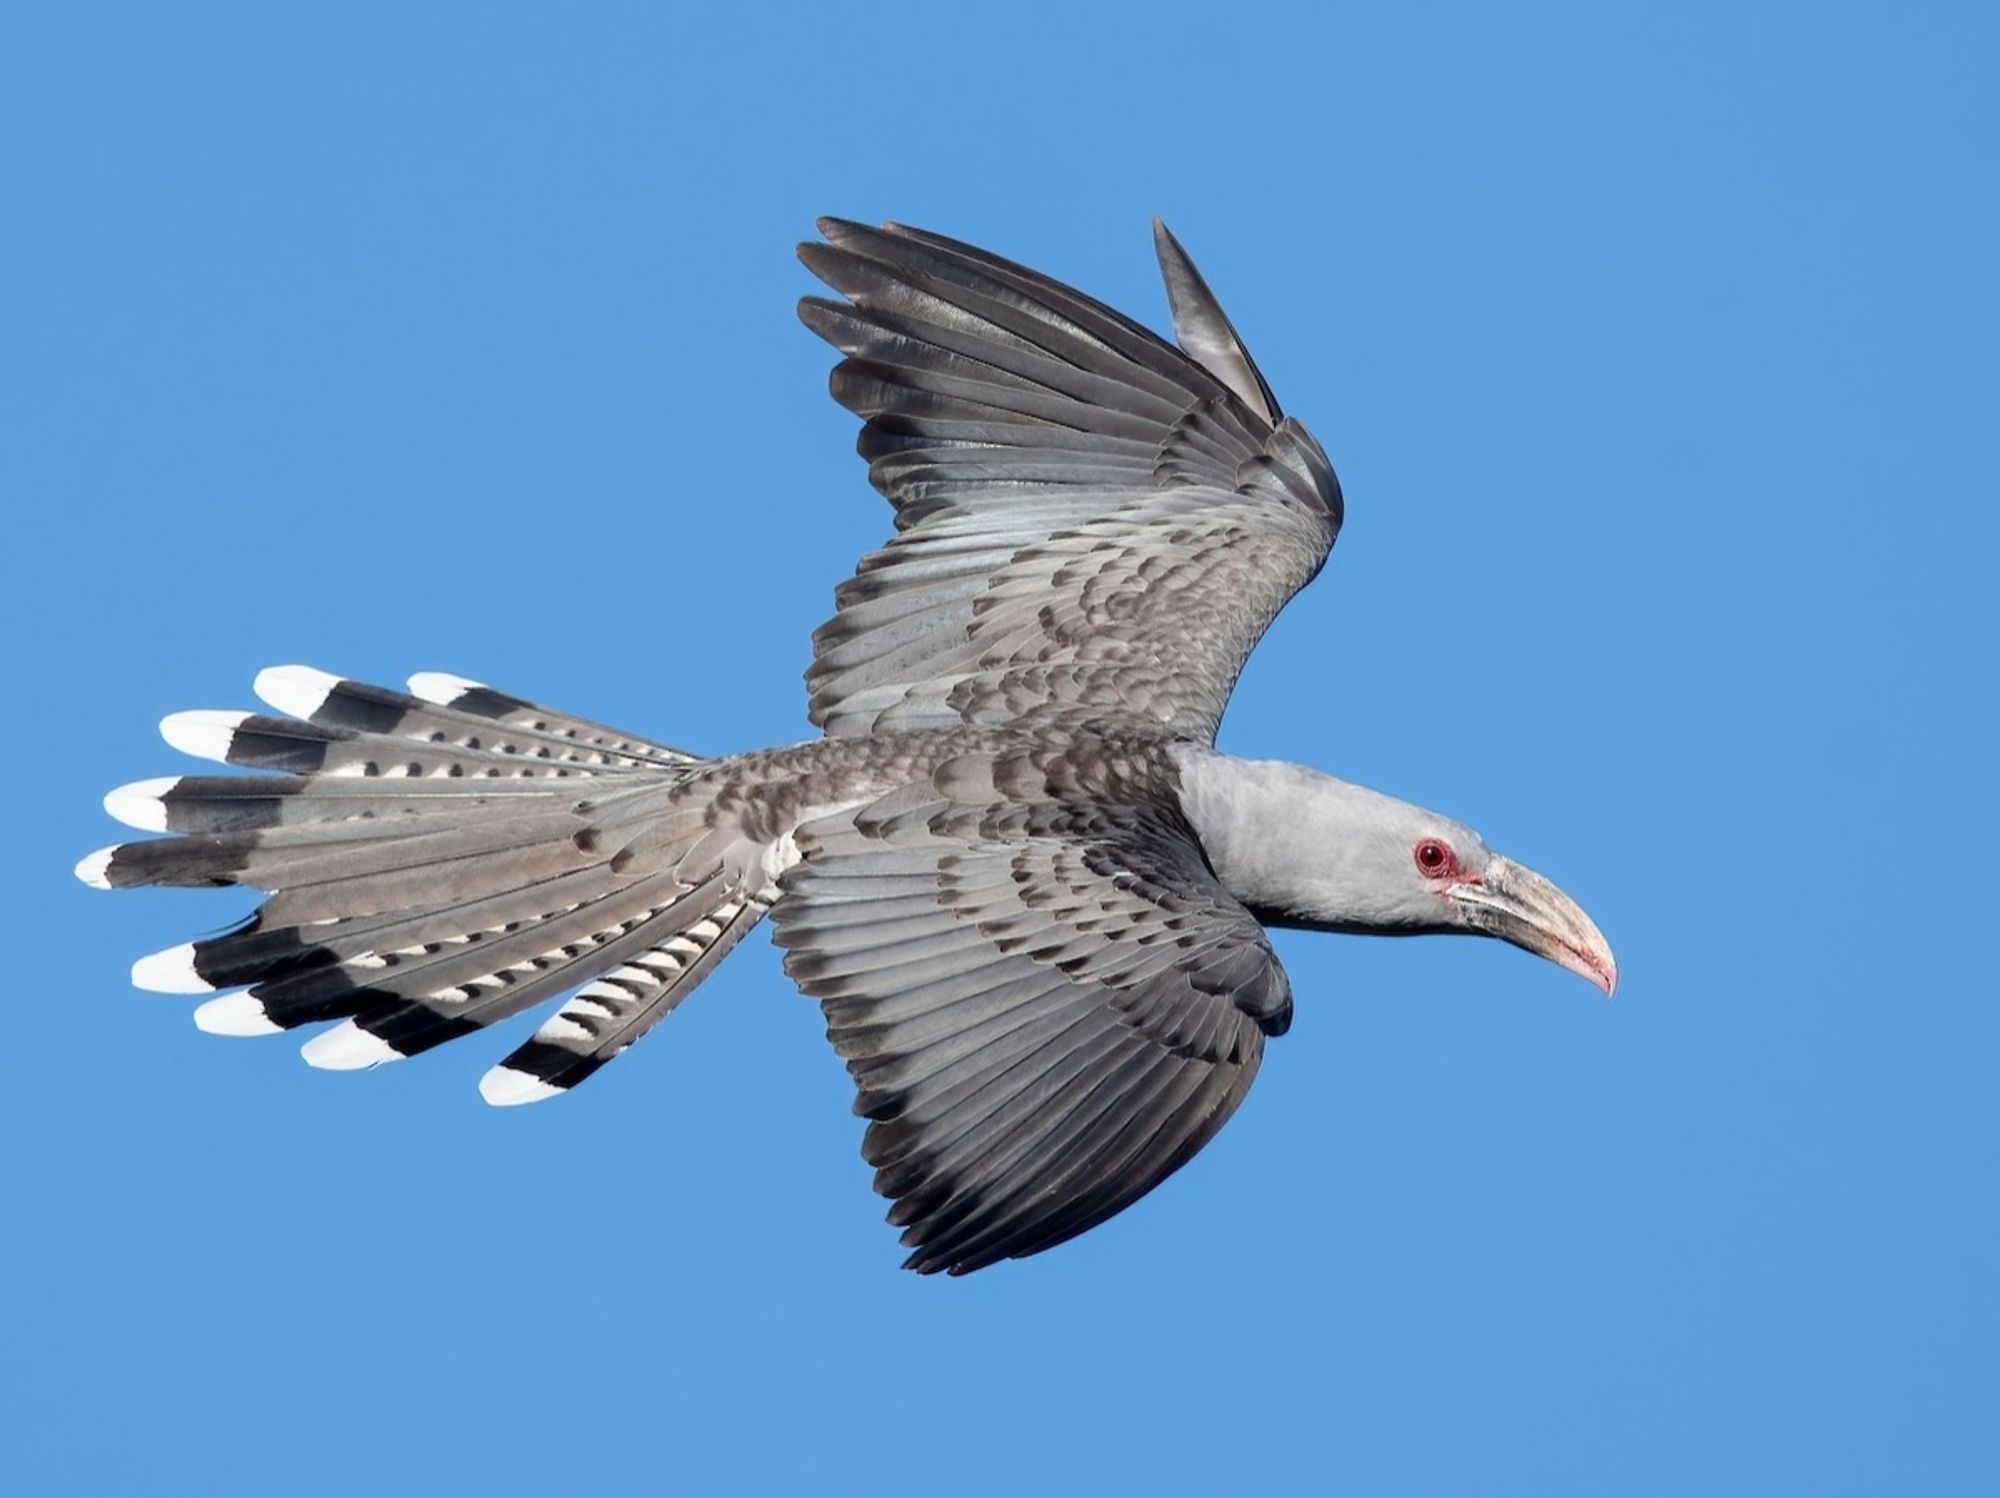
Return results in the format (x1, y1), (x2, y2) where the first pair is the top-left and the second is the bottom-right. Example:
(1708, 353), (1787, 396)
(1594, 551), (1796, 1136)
(78, 219), (1615, 1275)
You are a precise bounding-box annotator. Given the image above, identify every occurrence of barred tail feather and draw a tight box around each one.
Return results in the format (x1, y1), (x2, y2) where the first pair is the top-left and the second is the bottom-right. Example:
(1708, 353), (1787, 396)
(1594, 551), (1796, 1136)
(103, 773), (572, 837)
(399, 670), (704, 768)
(482, 892), (774, 1105)
(82, 666), (772, 1101)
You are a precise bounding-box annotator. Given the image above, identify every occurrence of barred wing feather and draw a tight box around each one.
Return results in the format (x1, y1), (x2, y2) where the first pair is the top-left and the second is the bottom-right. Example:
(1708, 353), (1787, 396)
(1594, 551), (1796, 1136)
(799, 218), (1341, 741)
(771, 789), (1291, 1275)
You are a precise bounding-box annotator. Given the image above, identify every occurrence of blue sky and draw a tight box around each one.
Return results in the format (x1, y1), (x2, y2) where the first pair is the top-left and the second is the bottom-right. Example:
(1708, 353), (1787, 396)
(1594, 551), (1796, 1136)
(6, 2), (1995, 1493)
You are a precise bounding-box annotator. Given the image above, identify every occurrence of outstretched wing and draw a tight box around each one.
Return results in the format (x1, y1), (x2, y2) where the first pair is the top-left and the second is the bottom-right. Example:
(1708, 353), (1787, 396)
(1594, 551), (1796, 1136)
(798, 219), (1342, 741)
(770, 767), (1292, 1275)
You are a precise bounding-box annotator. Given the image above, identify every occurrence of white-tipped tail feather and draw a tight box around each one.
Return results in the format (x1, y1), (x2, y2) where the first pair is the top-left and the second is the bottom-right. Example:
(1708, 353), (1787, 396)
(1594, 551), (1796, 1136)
(194, 993), (283, 1036)
(74, 847), (116, 889)
(253, 664), (341, 721)
(132, 942), (211, 994)
(88, 664), (736, 1101)
(300, 1021), (403, 1071)
(406, 671), (486, 706)
(478, 1065), (562, 1107)
(103, 777), (178, 832)
(159, 710), (252, 763)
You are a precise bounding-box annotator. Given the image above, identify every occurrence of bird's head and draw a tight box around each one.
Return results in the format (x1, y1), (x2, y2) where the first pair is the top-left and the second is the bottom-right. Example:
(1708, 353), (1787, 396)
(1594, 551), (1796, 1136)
(1384, 818), (1618, 997)
(1175, 754), (1618, 996)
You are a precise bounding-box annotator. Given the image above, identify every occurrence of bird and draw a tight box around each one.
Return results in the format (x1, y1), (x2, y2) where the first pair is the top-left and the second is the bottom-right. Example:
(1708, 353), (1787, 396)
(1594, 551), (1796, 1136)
(76, 218), (1615, 1276)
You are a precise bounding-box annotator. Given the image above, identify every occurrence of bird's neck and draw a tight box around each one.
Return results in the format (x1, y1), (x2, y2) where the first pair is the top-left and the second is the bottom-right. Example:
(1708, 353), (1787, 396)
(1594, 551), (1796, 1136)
(1169, 745), (1427, 932)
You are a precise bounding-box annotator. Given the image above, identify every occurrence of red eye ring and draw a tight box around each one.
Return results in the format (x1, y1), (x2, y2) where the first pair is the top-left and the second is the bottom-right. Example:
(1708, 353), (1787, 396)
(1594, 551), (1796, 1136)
(1414, 838), (1459, 879)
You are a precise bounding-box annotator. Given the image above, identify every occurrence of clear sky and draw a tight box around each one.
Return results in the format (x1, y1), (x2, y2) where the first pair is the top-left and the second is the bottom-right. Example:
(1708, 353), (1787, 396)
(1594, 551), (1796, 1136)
(6, 3), (1995, 1494)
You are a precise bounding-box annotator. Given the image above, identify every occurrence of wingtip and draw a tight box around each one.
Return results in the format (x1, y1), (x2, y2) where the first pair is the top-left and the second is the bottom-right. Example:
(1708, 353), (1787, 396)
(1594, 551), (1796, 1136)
(253, 664), (341, 721)
(479, 1064), (562, 1107)
(1146, 220), (1281, 425)
(133, 942), (211, 994)
(801, 217), (845, 261)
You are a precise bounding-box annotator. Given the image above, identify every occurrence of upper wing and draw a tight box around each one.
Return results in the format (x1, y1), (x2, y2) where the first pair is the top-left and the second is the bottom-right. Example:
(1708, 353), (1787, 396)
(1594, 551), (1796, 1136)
(798, 219), (1342, 741)
(770, 768), (1292, 1275)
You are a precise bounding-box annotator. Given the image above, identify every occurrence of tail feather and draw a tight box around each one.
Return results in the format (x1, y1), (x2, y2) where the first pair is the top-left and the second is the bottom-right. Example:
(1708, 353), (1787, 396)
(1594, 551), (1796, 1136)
(158, 862), (635, 993)
(482, 891), (774, 1105)
(257, 666), (702, 773)
(158, 708), (640, 781)
(402, 670), (704, 768)
(257, 878), (705, 1058)
(88, 806), (594, 891)
(252, 870), (698, 1027)
(318, 880), (743, 1069)
(105, 773), (570, 836)
(83, 666), (776, 1102)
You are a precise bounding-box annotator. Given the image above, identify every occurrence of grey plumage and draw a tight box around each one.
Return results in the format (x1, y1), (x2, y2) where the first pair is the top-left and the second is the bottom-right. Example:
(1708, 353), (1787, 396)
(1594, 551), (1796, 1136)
(799, 218), (1338, 740)
(773, 739), (1286, 1274)
(81, 219), (1615, 1275)
(483, 891), (773, 1104)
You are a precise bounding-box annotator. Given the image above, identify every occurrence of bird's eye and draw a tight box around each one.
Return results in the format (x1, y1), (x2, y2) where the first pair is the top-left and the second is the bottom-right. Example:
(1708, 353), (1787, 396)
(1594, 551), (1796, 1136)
(1414, 838), (1459, 879)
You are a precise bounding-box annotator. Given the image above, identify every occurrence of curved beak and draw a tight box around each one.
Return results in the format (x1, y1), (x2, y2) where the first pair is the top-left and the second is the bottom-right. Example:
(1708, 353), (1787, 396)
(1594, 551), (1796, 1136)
(1449, 856), (1618, 997)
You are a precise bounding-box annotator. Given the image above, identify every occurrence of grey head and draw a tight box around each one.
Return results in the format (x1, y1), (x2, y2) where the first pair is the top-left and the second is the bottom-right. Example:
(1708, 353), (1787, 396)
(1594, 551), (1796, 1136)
(1173, 748), (1617, 995)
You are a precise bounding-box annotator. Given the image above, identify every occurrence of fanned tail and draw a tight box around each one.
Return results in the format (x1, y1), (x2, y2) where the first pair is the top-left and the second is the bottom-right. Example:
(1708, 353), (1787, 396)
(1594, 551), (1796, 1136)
(79, 666), (770, 1102)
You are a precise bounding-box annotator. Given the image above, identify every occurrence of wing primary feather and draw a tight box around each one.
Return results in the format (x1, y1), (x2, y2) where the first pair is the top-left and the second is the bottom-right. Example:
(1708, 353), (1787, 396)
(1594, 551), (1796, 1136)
(1150, 219), (1281, 425)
